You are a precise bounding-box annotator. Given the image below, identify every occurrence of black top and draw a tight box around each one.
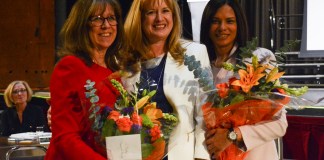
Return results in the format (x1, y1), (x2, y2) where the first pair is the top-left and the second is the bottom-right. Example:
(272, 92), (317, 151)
(139, 55), (173, 113)
(0, 104), (47, 136)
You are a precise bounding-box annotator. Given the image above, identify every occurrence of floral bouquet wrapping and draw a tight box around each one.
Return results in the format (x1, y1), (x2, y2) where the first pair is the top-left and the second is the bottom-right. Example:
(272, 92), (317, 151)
(185, 39), (314, 160)
(84, 79), (178, 160)
(185, 49), (311, 159)
(201, 55), (311, 160)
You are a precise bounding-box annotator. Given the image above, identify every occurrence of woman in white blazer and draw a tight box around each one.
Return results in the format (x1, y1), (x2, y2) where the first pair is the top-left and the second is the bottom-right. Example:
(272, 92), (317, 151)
(121, 0), (211, 159)
(200, 0), (288, 160)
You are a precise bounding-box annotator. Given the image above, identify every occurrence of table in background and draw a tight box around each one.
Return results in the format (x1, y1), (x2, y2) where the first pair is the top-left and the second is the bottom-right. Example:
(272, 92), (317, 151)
(283, 108), (324, 160)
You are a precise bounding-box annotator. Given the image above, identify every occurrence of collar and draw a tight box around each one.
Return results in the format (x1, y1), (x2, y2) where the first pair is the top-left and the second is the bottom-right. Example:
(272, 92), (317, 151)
(227, 43), (239, 61)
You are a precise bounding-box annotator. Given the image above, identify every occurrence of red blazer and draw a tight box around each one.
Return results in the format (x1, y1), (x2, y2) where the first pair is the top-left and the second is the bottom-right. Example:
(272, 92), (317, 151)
(45, 56), (119, 160)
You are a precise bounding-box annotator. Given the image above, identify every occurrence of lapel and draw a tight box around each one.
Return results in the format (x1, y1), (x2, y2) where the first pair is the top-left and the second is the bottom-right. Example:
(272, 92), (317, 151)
(163, 53), (187, 103)
(163, 52), (198, 110)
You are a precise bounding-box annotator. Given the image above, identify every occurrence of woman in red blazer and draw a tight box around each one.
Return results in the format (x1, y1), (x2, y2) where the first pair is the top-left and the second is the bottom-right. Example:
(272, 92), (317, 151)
(45, 0), (125, 159)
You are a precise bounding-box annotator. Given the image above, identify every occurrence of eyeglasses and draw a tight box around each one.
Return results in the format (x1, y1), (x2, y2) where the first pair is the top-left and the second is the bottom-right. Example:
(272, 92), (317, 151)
(90, 15), (117, 27)
(12, 89), (27, 95)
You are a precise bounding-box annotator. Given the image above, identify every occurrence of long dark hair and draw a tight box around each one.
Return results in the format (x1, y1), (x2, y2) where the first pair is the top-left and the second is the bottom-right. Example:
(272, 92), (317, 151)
(57, 0), (124, 71)
(200, 0), (249, 61)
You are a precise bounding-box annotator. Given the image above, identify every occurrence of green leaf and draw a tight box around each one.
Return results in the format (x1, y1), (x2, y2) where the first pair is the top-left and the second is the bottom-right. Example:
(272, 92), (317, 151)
(90, 96), (99, 103)
(89, 112), (95, 119)
(141, 143), (154, 159)
(142, 89), (147, 97)
(230, 94), (245, 105)
(115, 129), (124, 136)
(102, 119), (116, 137)
(147, 90), (156, 97)
(141, 114), (154, 128)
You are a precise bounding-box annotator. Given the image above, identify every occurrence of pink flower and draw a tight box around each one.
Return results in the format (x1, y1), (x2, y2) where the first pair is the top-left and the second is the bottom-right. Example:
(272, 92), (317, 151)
(107, 111), (120, 121)
(116, 117), (133, 132)
(150, 126), (161, 142)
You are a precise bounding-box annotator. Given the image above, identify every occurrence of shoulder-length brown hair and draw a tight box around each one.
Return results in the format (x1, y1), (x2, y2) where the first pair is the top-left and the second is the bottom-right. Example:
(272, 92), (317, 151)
(4, 81), (33, 107)
(200, 0), (249, 61)
(122, 0), (185, 73)
(57, 0), (124, 71)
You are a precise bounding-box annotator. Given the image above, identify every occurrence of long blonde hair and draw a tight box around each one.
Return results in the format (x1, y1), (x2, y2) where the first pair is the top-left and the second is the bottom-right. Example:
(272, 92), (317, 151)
(122, 0), (185, 73)
(4, 81), (33, 107)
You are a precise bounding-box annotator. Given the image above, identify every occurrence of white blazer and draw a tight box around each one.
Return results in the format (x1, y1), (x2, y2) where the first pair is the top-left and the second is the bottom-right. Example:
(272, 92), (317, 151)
(122, 41), (211, 160)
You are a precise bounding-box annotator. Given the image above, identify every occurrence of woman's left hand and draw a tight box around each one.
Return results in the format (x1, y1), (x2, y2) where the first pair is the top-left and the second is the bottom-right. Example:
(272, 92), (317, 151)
(47, 106), (52, 130)
(205, 128), (232, 159)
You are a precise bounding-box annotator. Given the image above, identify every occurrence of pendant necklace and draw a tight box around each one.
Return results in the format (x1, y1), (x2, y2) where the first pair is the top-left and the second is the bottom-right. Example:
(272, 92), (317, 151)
(140, 54), (166, 93)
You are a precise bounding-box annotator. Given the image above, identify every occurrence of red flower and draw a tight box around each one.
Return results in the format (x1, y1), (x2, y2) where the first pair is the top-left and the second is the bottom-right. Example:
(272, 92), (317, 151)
(116, 117), (133, 132)
(150, 125), (161, 142)
(107, 111), (120, 121)
(275, 88), (290, 105)
(216, 83), (229, 98)
(229, 77), (240, 91)
(131, 112), (142, 126)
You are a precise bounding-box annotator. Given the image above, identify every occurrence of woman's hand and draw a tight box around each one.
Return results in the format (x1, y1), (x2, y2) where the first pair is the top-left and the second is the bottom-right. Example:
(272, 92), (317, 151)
(47, 106), (52, 130)
(205, 128), (232, 160)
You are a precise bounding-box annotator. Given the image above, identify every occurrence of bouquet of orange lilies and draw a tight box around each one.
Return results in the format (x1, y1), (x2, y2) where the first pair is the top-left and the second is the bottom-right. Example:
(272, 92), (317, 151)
(184, 38), (310, 160)
(199, 55), (308, 160)
(84, 79), (178, 160)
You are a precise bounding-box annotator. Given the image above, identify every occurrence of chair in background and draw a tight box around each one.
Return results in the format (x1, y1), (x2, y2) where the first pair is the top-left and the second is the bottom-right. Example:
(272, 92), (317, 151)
(5, 145), (47, 160)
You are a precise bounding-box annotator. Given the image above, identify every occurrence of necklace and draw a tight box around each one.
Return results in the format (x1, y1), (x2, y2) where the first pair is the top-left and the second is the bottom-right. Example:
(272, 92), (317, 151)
(144, 65), (165, 92)
(139, 54), (167, 93)
(92, 58), (106, 68)
(140, 54), (174, 113)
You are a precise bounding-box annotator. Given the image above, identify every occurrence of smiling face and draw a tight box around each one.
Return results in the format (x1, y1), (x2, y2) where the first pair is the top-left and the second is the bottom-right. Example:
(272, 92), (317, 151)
(89, 4), (117, 51)
(142, 0), (173, 44)
(11, 83), (28, 105)
(209, 4), (237, 50)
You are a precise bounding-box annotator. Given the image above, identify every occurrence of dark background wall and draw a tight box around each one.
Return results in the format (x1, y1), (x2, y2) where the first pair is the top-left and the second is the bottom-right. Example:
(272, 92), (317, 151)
(241, 0), (304, 52)
(0, 0), (55, 90)
(0, 0), (321, 91)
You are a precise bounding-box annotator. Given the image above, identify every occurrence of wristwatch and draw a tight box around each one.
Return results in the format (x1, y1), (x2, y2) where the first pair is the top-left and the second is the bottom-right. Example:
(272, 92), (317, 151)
(227, 127), (237, 142)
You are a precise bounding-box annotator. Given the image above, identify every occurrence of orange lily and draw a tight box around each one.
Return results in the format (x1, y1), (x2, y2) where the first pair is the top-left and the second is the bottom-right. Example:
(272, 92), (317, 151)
(266, 67), (285, 83)
(144, 102), (163, 126)
(231, 64), (266, 93)
(135, 95), (150, 110)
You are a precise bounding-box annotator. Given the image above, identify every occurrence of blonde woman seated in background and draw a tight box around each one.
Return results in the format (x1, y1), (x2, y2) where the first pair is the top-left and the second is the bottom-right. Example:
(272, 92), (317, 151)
(0, 80), (47, 136)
